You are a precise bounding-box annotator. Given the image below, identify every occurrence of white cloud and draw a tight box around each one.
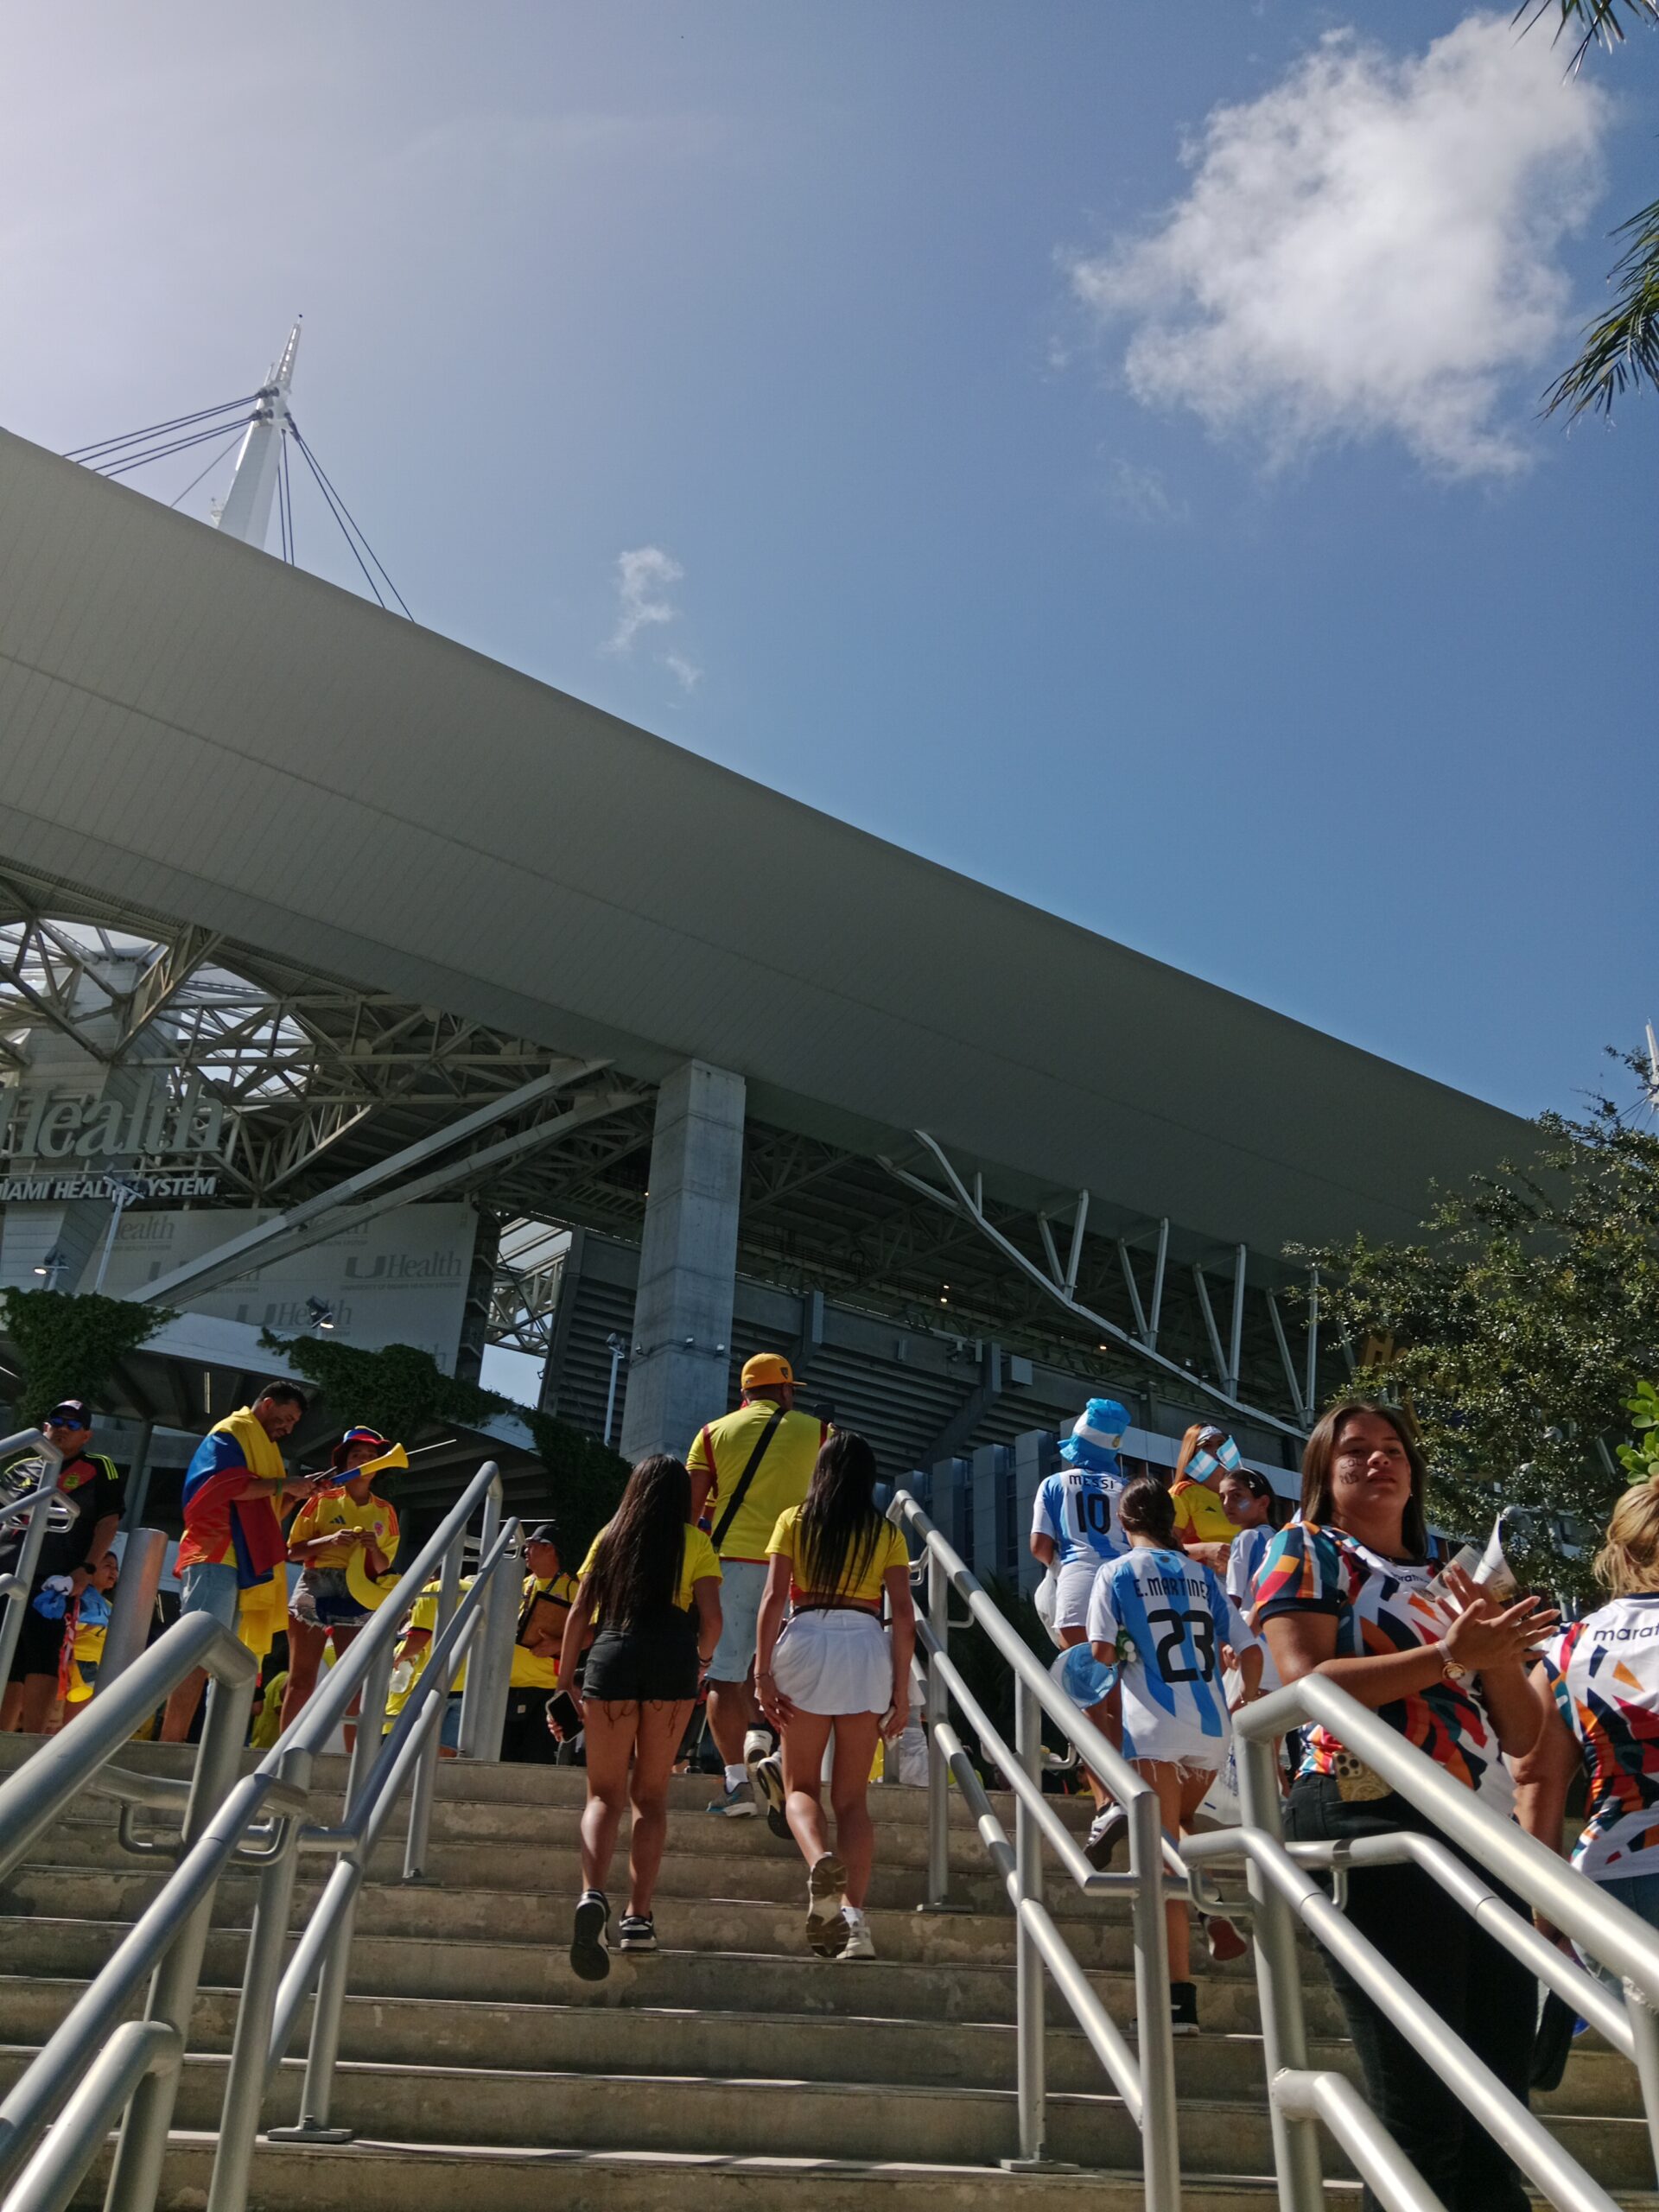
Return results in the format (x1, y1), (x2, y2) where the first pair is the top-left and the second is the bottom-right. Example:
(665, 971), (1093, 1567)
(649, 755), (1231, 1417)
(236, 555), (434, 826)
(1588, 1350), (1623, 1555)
(663, 650), (702, 693)
(1066, 15), (1609, 478)
(607, 544), (683, 653)
(1104, 458), (1189, 524)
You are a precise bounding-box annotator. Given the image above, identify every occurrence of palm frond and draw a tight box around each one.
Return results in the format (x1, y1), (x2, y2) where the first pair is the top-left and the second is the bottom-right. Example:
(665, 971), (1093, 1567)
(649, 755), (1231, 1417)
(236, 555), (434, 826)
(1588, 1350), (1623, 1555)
(1515, 0), (1659, 74)
(1544, 196), (1659, 417)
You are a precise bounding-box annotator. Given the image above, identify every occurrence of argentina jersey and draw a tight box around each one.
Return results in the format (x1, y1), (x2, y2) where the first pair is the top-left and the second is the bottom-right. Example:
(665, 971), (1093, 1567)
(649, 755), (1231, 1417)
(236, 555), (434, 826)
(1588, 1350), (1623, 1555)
(1032, 1467), (1125, 1570)
(1087, 1546), (1251, 1768)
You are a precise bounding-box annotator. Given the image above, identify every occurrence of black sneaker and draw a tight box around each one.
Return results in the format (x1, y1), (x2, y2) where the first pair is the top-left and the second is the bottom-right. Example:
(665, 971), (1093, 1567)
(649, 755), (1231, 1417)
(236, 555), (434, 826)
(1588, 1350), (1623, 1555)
(618, 1911), (657, 1955)
(570, 1889), (611, 1981)
(1170, 1980), (1199, 2037)
(1084, 1805), (1128, 1869)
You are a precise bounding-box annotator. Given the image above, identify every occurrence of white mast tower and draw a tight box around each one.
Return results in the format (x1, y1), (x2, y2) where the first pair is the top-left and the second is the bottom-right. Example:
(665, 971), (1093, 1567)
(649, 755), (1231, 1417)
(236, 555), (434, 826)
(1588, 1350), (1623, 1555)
(214, 319), (302, 549)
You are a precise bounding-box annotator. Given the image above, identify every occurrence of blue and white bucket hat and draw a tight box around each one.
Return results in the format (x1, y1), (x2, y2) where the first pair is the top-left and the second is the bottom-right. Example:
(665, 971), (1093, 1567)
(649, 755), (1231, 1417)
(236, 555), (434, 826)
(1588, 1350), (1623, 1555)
(1052, 1640), (1116, 1709)
(1059, 1397), (1130, 1475)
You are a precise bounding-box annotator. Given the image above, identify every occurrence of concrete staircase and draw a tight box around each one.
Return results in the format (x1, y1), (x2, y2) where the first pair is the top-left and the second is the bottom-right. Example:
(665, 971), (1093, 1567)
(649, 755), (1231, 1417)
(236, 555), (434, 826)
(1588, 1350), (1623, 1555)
(0, 1736), (1649, 2210)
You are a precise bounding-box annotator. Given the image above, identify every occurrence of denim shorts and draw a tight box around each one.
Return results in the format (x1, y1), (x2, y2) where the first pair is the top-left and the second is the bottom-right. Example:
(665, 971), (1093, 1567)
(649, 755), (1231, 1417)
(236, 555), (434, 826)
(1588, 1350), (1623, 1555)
(178, 1560), (241, 1630)
(707, 1557), (767, 1681)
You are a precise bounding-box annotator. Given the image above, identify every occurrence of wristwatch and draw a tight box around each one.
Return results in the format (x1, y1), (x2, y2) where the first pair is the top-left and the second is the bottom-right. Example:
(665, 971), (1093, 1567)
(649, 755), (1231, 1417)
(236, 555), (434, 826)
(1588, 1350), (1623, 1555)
(1441, 1650), (1469, 1683)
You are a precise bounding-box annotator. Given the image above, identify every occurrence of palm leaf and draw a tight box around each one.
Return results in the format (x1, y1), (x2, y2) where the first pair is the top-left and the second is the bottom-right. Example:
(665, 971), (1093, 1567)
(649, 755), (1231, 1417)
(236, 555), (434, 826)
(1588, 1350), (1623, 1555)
(1544, 196), (1659, 416)
(1515, 0), (1659, 73)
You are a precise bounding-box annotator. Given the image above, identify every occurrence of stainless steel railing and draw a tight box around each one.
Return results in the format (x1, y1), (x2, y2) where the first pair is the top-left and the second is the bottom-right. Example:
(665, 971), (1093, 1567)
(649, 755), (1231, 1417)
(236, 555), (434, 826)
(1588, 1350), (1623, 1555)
(0, 1456), (521, 2212)
(0, 1433), (67, 1688)
(1192, 1672), (1659, 2212)
(890, 1491), (1185, 2208)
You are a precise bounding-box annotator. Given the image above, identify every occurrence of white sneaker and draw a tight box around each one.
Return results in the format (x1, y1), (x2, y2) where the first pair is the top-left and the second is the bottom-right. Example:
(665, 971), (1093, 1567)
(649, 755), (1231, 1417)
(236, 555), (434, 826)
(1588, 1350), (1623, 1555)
(1085, 1805), (1128, 1869)
(704, 1782), (757, 1818)
(836, 1911), (875, 1961)
(806, 1853), (849, 1955)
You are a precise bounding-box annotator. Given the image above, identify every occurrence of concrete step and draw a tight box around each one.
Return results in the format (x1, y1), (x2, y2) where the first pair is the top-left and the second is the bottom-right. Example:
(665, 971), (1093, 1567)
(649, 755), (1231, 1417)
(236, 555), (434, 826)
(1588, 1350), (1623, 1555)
(1, 1974), (1640, 2120)
(0, 2048), (1647, 2186)
(0, 1917), (1350, 2036)
(0, 1863), (1258, 1975)
(61, 2133), (1357, 2212)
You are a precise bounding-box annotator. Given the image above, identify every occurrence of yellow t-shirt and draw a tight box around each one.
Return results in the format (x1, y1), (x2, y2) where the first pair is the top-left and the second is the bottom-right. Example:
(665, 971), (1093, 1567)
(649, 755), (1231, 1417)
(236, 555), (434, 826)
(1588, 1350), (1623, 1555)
(511, 1569), (578, 1690)
(250, 1671), (288, 1750)
(578, 1523), (721, 1616)
(767, 1506), (908, 1607)
(1171, 1478), (1234, 1546)
(385, 1575), (473, 1719)
(289, 1486), (400, 1572)
(687, 1402), (828, 1562)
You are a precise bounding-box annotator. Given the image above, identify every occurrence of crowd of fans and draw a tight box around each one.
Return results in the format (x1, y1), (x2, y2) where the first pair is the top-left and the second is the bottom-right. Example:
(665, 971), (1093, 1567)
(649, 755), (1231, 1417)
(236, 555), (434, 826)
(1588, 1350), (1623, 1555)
(5, 1365), (1659, 2212)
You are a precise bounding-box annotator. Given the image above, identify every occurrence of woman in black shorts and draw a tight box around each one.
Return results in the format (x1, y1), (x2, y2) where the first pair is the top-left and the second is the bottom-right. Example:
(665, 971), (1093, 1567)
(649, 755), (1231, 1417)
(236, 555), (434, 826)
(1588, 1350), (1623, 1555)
(558, 1453), (722, 1980)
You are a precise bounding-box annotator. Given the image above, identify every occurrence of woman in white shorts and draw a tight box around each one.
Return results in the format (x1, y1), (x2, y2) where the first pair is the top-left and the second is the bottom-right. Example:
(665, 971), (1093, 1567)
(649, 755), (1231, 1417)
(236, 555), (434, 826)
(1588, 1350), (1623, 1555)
(1029, 1396), (1130, 1859)
(755, 1432), (915, 1961)
(1089, 1474), (1261, 2037)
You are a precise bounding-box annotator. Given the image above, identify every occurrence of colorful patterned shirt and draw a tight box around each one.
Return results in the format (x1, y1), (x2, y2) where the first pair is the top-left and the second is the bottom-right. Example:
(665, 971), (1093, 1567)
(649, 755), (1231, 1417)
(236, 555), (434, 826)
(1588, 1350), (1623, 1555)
(1252, 1519), (1501, 1792)
(1539, 1597), (1659, 1879)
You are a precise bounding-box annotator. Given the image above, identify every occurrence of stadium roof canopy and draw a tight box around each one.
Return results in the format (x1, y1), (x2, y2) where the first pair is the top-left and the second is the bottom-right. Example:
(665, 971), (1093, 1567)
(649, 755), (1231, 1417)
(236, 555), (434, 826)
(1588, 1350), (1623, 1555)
(0, 429), (1535, 1427)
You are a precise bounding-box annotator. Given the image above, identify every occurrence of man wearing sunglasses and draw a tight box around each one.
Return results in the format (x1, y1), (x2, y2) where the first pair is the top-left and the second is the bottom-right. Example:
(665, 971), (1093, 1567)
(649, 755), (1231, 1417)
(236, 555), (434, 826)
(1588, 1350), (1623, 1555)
(0, 1398), (123, 1734)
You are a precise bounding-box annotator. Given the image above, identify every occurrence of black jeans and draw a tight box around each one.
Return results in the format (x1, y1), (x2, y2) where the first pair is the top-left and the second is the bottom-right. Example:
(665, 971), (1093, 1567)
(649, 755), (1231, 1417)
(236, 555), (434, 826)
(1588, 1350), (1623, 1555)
(1284, 1774), (1534, 2212)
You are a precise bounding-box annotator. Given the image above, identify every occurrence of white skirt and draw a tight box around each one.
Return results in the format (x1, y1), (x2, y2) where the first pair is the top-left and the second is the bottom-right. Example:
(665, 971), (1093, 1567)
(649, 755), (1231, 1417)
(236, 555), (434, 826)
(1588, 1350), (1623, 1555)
(772, 1608), (893, 1716)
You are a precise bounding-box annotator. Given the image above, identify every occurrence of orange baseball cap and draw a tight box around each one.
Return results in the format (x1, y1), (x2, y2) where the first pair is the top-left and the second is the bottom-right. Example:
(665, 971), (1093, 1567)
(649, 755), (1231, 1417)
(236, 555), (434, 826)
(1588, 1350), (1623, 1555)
(741, 1353), (796, 1392)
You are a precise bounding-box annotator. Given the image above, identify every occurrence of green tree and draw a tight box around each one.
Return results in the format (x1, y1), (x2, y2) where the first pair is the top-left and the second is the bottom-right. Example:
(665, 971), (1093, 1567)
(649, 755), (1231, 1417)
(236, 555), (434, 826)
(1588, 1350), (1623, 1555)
(0, 1288), (175, 1425)
(1527, 1), (1659, 419)
(1291, 1054), (1659, 1597)
(520, 1412), (631, 1560)
(260, 1332), (506, 1443)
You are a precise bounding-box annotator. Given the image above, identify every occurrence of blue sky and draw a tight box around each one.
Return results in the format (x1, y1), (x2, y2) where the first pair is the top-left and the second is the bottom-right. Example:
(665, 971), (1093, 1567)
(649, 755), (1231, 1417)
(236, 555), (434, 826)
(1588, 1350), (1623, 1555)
(3, 3), (1653, 1121)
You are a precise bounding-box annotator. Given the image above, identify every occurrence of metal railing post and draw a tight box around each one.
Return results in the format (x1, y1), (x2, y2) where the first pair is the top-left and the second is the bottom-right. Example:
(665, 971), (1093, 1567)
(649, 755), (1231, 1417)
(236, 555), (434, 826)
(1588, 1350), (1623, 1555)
(100, 1644), (257, 2210)
(404, 1531), (463, 1880)
(96, 1528), (166, 1694)
(1237, 1727), (1325, 2212)
(273, 1637), (397, 2142)
(456, 1478), (502, 1757)
(1004, 1673), (1048, 2170)
(925, 1546), (950, 1909)
(1128, 1773), (1183, 2212)
(207, 1751), (314, 2212)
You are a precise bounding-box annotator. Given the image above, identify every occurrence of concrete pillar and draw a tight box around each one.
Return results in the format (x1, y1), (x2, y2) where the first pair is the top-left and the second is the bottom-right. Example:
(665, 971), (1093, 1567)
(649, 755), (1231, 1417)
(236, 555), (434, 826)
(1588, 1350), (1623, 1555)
(620, 1061), (745, 1464)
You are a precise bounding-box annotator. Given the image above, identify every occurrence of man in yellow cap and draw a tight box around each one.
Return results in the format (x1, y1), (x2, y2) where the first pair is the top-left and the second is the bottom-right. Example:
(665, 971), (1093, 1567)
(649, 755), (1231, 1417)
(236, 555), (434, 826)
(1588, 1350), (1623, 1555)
(688, 1353), (828, 1819)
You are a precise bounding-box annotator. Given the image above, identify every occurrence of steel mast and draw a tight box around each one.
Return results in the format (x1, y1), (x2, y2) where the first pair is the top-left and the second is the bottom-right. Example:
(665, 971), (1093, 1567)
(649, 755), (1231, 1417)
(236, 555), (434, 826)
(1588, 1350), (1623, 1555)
(214, 318), (302, 548)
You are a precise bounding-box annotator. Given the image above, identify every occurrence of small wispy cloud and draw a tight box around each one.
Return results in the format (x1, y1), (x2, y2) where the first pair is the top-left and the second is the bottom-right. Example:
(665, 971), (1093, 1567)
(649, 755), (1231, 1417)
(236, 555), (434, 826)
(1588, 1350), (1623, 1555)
(607, 545), (683, 654)
(663, 650), (702, 693)
(1064, 14), (1610, 479)
(1104, 458), (1188, 524)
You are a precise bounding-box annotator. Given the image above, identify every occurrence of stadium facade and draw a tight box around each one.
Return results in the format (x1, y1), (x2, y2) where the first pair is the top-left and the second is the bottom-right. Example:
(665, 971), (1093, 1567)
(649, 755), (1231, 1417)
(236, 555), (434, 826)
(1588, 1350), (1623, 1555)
(0, 424), (1535, 1581)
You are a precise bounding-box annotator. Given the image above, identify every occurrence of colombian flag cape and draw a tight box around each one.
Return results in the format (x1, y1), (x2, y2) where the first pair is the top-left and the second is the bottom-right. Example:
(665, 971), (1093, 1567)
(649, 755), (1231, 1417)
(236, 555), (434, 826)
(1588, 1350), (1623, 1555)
(178, 1408), (290, 1588)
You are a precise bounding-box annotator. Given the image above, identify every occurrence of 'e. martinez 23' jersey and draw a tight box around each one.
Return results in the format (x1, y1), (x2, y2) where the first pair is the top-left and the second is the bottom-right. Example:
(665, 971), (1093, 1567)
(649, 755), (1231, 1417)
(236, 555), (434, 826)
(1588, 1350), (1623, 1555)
(1540, 1595), (1659, 1879)
(1087, 1545), (1251, 1767)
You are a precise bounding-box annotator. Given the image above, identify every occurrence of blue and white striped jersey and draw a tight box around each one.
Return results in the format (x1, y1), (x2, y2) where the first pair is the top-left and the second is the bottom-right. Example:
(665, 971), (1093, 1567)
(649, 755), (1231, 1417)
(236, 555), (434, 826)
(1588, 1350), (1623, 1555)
(1031, 1467), (1126, 1572)
(1087, 1545), (1252, 1766)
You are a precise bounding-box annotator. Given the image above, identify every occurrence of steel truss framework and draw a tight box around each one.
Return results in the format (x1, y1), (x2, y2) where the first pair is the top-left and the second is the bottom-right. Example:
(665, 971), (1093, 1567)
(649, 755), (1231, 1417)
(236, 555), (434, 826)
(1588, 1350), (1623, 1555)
(0, 865), (1327, 1436)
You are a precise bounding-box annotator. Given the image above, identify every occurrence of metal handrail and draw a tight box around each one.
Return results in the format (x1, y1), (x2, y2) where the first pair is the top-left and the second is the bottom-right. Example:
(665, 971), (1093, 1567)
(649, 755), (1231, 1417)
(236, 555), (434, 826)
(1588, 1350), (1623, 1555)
(0, 1433), (66, 1689)
(1214, 1672), (1659, 2212)
(0, 1457), (519, 2212)
(890, 1491), (1182, 2206)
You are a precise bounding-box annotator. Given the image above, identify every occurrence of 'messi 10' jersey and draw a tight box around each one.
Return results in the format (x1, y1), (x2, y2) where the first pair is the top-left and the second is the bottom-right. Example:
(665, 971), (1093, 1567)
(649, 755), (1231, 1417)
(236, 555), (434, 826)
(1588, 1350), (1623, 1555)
(1031, 1468), (1125, 1571)
(1087, 1545), (1250, 1768)
(1541, 1594), (1659, 1879)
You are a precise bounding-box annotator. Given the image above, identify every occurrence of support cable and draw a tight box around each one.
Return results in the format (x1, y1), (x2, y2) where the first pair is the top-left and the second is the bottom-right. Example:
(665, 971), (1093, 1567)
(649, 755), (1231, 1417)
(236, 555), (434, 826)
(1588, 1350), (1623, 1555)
(280, 426), (297, 564)
(65, 397), (259, 464)
(166, 428), (249, 512)
(287, 422), (411, 618)
(288, 429), (384, 607)
(96, 421), (257, 481)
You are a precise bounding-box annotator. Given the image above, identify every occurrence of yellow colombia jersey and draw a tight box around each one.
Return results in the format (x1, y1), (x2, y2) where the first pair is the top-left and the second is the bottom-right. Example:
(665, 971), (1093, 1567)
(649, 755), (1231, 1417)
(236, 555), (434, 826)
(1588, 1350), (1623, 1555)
(766, 1506), (907, 1607)
(1170, 1479), (1234, 1546)
(289, 1486), (399, 1572)
(510, 1569), (578, 1690)
(687, 1402), (828, 1561)
(578, 1523), (721, 1617)
(385, 1575), (473, 1722)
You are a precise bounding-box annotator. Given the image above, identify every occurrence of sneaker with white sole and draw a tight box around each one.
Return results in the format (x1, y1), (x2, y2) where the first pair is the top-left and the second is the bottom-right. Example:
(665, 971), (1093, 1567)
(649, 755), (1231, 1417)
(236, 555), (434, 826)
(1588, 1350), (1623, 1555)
(617, 1911), (657, 1954)
(1084, 1805), (1128, 1869)
(1170, 1980), (1199, 2037)
(837, 1912), (875, 1961)
(753, 1751), (789, 1838)
(569, 1889), (610, 1982)
(806, 1852), (849, 1956)
(705, 1782), (758, 1818)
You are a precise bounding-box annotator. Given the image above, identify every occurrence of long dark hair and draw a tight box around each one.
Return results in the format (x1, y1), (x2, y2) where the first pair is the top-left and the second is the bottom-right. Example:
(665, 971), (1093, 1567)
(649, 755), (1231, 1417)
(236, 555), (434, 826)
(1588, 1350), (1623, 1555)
(583, 1453), (691, 1625)
(794, 1431), (884, 1599)
(1219, 1465), (1287, 1530)
(1300, 1402), (1429, 1562)
(1118, 1474), (1178, 1548)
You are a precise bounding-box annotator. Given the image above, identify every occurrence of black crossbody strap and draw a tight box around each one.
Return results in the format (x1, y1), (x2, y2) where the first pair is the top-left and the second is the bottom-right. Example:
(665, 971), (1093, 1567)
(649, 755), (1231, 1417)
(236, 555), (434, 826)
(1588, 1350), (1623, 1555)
(711, 1408), (788, 1553)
